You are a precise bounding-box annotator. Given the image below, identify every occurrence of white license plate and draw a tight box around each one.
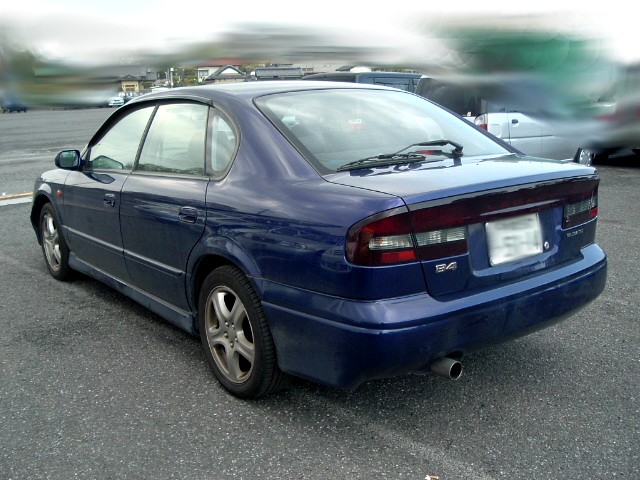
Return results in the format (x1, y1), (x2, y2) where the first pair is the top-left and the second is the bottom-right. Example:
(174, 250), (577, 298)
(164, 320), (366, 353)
(486, 214), (543, 266)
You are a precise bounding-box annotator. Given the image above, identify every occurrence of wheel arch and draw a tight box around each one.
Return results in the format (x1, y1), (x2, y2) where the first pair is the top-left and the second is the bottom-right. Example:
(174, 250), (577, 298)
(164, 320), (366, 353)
(188, 244), (263, 333)
(30, 192), (55, 244)
(191, 255), (236, 323)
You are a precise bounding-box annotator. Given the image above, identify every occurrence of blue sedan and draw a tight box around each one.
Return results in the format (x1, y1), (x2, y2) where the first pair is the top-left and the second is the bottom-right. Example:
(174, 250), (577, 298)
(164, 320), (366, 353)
(31, 82), (607, 398)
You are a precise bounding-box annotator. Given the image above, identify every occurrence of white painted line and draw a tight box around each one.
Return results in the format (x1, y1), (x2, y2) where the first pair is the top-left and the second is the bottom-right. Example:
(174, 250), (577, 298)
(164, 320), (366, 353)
(0, 196), (32, 206)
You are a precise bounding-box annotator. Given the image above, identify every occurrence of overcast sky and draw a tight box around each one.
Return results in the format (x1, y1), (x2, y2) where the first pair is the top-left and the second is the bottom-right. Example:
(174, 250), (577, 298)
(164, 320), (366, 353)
(1, 0), (637, 65)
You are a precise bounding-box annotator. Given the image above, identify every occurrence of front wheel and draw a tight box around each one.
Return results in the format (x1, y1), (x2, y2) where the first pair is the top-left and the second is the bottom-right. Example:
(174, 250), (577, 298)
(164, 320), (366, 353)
(39, 203), (72, 280)
(198, 266), (289, 399)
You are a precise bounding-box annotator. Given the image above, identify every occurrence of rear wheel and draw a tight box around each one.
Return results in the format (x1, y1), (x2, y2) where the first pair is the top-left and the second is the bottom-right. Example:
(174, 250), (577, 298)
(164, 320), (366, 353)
(39, 203), (72, 280)
(574, 148), (608, 166)
(198, 266), (289, 398)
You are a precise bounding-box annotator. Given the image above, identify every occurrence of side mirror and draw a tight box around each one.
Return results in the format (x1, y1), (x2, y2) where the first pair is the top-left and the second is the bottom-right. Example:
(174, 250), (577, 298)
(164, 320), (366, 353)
(55, 150), (81, 170)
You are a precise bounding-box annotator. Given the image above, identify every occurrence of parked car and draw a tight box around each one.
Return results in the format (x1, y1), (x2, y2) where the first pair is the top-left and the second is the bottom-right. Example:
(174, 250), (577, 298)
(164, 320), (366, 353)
(303, 71), (423, 92)
(1, 97), (28, 113)
(31, 81), (607, 398)
(415, 77), (587, 160)
(108, 96), (125, 107)
(574, 67), (640, 164)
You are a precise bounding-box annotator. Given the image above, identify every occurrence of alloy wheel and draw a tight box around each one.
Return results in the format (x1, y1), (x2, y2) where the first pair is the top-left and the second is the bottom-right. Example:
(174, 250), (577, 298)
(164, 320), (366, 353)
(576, 148), (594, 166)
(204, 286), (255, 384)
(41, 211), (62, 272)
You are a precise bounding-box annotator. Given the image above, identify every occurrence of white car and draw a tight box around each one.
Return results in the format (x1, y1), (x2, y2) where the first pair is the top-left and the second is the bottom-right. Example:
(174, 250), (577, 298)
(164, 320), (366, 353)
(108, 96), (125, 107)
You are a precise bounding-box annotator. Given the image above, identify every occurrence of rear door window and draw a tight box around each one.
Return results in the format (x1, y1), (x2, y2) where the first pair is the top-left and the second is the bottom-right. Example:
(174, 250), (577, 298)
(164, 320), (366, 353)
(137, 103), (209, 176)
(209, 111), (237, 176)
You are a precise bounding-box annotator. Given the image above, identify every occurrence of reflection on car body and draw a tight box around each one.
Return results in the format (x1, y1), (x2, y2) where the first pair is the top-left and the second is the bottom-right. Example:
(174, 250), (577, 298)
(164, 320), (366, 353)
(31, 81), (606, 398)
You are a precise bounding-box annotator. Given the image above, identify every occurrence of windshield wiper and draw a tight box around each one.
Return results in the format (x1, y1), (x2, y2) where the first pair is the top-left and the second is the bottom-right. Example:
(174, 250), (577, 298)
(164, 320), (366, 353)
(336, 140), (463, 172)
(398, 140), (464, 157)
(337, 152), (426, 172)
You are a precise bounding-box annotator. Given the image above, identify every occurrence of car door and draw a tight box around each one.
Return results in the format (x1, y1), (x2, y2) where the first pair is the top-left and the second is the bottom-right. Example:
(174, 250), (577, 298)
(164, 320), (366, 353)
(537, 118), (579, 160)
(62, 105), (155, 279)
(120, 102), (221, 311)
(506, 111), (543, 157)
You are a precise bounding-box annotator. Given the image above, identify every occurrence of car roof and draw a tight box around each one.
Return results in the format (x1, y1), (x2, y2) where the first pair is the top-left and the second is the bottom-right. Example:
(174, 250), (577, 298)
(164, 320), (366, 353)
(127, 80), (406, 105)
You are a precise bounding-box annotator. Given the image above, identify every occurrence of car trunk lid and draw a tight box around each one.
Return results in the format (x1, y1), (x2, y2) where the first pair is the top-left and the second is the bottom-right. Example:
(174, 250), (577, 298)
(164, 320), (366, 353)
(332, 156), (599, 298)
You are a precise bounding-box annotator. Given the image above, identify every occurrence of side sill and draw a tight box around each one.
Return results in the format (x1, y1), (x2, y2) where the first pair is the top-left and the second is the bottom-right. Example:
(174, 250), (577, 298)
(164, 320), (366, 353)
(66, 225), (122, 255)
(69, 253), (196, 335)
(124, 249), (183, 278)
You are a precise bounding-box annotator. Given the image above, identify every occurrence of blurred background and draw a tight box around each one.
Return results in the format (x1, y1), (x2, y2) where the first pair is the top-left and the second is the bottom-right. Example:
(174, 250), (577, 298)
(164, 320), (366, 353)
(1, 1), (637, 157)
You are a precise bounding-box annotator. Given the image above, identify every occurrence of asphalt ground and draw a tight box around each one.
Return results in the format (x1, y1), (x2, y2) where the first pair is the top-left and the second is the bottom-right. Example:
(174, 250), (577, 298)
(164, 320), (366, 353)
(0, 108), (638, 479)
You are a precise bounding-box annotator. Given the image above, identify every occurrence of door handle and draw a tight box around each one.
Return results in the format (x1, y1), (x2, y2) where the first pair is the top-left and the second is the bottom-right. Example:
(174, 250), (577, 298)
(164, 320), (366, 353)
(103, 193), (116, 208)
(178, 207), (198, 223)
(511, 119), (519, 125)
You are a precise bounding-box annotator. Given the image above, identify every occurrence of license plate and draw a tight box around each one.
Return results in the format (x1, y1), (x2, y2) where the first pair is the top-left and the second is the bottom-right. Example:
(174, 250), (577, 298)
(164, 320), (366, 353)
(486, 214), (543, 266)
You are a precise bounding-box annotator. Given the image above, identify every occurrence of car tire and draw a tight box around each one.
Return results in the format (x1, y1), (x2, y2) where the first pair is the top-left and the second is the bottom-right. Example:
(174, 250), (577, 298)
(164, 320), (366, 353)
(574, 148), (608, 166)
(39, 203), (73, 280)
(198, 265), (289, 399)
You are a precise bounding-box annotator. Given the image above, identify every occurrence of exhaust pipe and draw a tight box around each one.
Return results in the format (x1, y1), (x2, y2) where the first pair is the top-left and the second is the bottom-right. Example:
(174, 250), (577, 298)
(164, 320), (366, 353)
(430, 357), (463, 380)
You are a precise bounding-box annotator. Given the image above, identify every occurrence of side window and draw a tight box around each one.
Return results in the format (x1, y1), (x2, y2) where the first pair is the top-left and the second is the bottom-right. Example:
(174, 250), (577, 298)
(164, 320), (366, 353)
(209, 111), (237, 176)
(138, 103), (208, 175)
(87, 106), (154, 170)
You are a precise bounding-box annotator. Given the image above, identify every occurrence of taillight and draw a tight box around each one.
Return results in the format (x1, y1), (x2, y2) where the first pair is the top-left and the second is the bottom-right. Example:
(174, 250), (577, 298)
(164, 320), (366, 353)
(411, 209), (468, 261)
(564, 192), (598, 228)
(346, 207), (469, 266)
(347, 178), (599, 267)
(346, 209), (416, 266)
(474, 114), (488, 130)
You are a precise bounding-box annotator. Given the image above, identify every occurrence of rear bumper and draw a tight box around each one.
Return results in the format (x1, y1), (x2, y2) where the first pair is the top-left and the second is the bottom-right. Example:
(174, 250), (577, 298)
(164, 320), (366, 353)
(260, 244), (607, 389)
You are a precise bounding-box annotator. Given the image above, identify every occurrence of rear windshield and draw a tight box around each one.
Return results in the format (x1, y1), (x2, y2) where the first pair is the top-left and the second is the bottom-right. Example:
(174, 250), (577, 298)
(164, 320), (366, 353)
(255, 89), (509, 173)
